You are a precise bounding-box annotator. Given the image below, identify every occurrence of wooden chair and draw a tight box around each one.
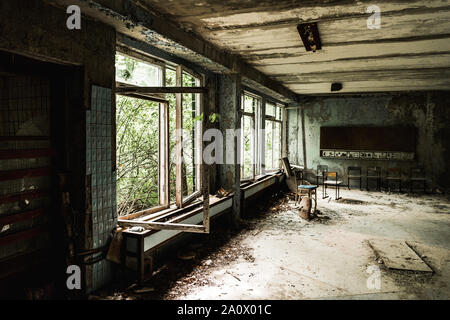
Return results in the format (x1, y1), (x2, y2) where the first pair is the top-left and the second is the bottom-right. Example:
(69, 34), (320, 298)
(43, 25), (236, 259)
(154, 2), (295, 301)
(323, 171), (342, 200)
(386, 168), (402, 192)
(281, 158), (317, 209)
(409, 167), (426, 193)
(315, 165), (328, 188)
(366, 166), (381, 191)
(347, 166), (362, 190)
(281, 157), (303, 202)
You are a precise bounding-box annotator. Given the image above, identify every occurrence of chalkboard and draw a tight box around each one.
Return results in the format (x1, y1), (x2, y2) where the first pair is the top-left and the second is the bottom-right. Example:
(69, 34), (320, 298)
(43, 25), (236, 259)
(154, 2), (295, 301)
(320, 127), (416, 152)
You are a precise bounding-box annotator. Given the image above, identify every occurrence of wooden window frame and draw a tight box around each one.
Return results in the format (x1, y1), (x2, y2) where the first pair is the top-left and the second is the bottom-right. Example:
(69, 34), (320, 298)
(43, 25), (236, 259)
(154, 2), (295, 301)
(240, 92), (262, 181)
(115, 52), (209, 234)
(264, 102), (284, 171)
(176, 66), (204, 208)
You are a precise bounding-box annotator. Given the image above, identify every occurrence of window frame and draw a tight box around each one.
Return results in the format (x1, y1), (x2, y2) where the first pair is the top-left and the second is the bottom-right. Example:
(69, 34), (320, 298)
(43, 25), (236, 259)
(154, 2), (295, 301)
(264, 101), (284, 172)
(115, 51), (209, 234)
(240, 92), (262, 181)
(239, 91), (286, 182)
(175, 66), (203, 208)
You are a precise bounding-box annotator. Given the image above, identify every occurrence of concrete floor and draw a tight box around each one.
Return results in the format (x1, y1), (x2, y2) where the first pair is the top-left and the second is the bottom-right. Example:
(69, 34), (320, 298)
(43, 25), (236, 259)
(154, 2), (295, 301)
(164, 189), (450, 300)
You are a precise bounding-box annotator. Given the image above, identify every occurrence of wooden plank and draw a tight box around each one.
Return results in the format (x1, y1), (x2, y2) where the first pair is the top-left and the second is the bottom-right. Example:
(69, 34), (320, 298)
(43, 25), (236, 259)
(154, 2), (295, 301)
(159, 102), (170, 206)
(202, 167), (210, 234)
(117, 220), (207, 233)
(182, 191), (201, 207)
(117, 92), (169, 104)
(116, 86), (207, 94)
(147, 200), (201, 222)
(369, 239), (433, 272)
(241, 174), (276, 191)
(119, 205), (170, 221)
(201, 76), (210, 233)
(116, 81), (169, 103)
(281, 106), (287, 158)
(150, 195), (225, 223)
(0, 167), (50, 181)
(175, 65), (183, 208)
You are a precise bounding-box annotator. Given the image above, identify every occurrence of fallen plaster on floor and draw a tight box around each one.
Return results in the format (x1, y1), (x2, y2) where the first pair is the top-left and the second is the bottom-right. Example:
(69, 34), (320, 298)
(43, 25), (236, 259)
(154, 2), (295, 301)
(94, 189), (450, 300)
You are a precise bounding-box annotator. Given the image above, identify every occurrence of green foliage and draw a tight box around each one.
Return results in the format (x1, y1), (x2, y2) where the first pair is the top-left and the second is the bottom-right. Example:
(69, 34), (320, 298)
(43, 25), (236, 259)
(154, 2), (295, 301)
(116, 55), (137, 81)
(193, 113), (204, 122)
(116, 56), (201, 215)
(209, 113), (221, 123)
(116, 96), (159, 215)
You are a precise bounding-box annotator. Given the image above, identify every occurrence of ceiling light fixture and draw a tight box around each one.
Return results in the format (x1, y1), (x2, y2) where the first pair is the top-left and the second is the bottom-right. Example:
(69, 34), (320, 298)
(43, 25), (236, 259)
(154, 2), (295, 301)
(297, 22), (322, 52)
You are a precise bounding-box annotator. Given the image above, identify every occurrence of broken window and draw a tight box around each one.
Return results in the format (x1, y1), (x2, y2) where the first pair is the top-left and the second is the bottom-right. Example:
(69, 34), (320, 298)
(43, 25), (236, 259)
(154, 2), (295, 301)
(115, 52), (209, 234)
(165, 66), (202, 206)
(115, 54), (166, 216)
(265, 102), (283, 171)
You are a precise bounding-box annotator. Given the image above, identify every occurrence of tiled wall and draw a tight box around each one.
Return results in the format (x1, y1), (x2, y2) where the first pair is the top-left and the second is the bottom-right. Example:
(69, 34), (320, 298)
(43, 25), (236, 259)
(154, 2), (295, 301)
(86, 85), (117, 292)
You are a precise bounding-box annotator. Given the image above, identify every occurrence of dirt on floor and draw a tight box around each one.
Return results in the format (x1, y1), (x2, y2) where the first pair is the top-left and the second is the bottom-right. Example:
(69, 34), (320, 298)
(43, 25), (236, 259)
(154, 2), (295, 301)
(91, 188), (450, 300)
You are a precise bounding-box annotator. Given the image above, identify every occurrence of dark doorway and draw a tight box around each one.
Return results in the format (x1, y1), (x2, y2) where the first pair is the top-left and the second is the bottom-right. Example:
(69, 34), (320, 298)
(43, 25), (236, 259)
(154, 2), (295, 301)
(0, 51), (82, 299)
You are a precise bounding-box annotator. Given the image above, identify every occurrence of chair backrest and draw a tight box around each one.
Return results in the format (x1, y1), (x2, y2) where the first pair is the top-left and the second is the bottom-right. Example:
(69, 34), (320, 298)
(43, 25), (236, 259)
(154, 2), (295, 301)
(327, 171), (338, 180)
(317, 165), (328, 175)
(387, 167), (401, 177)
(367, 166), (380, 176)
(281, 157), (293, 177)
(348, 166), (361, 174)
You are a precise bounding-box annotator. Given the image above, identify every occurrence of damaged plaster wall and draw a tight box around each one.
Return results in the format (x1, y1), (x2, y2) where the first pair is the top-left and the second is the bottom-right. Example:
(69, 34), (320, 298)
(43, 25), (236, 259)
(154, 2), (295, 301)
(218, 74), (241, 224)
(289, 92), (450, 190)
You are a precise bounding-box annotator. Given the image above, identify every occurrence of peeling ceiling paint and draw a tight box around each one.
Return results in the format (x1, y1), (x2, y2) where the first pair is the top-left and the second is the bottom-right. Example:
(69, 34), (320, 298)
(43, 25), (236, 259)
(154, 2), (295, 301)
(143, 0), (450, 94)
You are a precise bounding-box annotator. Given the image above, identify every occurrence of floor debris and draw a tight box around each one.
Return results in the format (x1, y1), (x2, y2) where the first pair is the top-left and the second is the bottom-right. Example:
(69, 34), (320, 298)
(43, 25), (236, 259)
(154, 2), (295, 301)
(369, 239), (433, 273)
(92, 189), (450, 300)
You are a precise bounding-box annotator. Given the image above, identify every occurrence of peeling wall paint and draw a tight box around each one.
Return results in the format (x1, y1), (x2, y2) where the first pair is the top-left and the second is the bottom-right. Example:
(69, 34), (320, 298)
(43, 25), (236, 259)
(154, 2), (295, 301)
(288, 92), (450, 190)
(217, 74), (241, 223)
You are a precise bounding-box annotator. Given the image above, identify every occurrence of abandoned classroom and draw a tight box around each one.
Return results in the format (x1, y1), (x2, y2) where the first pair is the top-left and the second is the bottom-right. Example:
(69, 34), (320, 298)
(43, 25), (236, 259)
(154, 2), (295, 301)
(0, 0), (449, 300)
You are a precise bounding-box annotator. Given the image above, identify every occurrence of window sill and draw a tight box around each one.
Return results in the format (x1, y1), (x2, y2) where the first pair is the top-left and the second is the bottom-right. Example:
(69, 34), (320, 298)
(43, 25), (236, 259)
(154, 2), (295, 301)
(122, 194), (233, 237)
(240, 170), (281, 187)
